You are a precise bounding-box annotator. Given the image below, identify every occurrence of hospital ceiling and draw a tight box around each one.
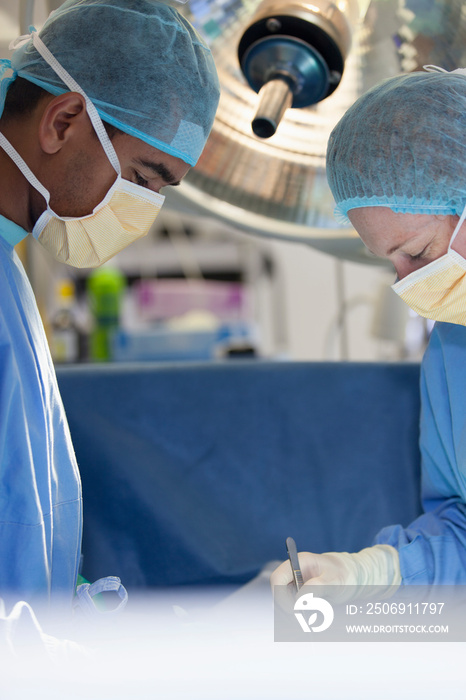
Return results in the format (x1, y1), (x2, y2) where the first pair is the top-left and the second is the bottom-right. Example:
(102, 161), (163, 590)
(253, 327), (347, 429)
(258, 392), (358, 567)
(6, 1), (466, 264)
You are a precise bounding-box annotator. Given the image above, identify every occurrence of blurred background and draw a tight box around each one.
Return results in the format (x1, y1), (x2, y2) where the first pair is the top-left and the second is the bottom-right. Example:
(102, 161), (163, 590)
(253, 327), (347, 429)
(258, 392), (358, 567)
(5, 0), (465, 364)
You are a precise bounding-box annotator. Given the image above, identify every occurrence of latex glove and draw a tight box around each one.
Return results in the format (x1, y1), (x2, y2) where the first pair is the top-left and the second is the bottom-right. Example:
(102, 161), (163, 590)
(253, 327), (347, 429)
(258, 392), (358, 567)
(270, 545), (401, 604)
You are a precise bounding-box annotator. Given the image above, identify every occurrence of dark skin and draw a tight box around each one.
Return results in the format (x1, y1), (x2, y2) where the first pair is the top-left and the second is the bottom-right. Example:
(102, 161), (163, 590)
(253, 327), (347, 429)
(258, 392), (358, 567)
(0, 91), (191, 232)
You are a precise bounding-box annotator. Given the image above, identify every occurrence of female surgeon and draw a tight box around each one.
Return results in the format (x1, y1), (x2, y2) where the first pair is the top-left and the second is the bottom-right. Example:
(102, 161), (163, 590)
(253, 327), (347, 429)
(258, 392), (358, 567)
(271, 66), (466, 593)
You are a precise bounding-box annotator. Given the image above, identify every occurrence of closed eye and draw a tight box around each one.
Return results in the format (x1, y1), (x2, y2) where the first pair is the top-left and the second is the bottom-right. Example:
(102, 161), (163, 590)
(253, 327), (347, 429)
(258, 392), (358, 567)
(133, 170), (149, 188)
(409, 245), (428, 261)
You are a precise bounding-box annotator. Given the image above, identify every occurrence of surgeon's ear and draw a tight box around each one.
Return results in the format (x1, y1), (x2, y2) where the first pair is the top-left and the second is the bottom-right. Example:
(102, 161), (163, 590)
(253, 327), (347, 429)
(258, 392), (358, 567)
(38, 92), (87, 154)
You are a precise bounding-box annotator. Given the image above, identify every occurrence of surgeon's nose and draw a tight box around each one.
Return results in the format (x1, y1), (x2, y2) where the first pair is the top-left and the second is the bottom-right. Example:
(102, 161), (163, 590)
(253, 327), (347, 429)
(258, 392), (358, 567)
(393, 258), (428, 281)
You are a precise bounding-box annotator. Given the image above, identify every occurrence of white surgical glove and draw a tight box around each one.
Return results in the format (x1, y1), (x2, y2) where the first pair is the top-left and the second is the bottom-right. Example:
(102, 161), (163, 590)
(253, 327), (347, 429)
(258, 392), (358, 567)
(271, 545), (401, 604)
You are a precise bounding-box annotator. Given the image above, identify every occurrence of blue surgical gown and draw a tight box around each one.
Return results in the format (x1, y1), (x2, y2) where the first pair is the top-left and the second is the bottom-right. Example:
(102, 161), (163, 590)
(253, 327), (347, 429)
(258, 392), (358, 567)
(0, 215), (82, 603)
(374, 321), (466, 584)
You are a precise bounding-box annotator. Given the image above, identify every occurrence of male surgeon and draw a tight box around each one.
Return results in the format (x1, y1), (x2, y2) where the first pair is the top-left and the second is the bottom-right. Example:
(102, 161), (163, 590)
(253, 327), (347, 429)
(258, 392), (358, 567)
(0, 0), (219, 605)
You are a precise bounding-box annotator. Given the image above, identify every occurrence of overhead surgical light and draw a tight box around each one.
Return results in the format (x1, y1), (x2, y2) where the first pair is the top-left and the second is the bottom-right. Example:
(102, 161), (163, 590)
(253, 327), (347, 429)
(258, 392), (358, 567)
(238, 1), (365, 138)
(165, 0), (378, 263)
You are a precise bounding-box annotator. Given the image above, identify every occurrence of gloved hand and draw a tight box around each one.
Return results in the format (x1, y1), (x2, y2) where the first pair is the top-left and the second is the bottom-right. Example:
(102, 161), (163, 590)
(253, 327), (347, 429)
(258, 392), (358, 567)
(270, 544), (401, 604)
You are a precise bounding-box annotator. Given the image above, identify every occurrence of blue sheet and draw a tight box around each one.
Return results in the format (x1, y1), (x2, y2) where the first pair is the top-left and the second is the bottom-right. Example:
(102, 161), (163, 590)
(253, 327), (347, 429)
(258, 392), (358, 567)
(56, 361), (422, 589)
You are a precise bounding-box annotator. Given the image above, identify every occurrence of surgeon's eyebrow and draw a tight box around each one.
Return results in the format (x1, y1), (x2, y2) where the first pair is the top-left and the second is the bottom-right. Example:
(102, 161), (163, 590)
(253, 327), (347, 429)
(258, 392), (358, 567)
(364, 242), (402, 258)
(386, 243), (404, 255)
(135, 158), (182, 186)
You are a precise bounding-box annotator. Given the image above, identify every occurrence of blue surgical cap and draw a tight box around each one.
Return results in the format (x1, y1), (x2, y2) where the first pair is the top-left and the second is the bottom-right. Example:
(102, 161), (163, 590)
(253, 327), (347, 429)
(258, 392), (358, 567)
(6, 0), (220, 166)
(326, 70), (466, 223)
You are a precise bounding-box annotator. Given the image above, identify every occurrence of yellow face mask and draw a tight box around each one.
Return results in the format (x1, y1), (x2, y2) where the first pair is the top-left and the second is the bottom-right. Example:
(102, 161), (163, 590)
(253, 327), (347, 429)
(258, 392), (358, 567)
(392, 207), (466, 325)
(33, 176), (164, 268)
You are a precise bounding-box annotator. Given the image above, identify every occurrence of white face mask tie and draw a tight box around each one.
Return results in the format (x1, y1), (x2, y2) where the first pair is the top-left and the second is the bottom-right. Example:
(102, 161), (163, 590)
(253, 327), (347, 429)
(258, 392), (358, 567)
(29, 31), (120, 175)
(0, 30), (165, 268)
(423, 64), (466, 78)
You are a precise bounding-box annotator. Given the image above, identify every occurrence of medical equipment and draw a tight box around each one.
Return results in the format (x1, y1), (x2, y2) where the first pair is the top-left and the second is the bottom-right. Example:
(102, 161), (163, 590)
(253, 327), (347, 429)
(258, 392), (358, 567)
(238, 0), (368, 138)
(286, 537), (303, 592)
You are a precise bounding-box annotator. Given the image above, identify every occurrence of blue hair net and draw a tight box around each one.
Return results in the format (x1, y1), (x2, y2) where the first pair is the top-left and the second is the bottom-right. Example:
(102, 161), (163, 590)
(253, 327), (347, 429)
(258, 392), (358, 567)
(326, 69), (466, 223)
(5, 0), (220, 166)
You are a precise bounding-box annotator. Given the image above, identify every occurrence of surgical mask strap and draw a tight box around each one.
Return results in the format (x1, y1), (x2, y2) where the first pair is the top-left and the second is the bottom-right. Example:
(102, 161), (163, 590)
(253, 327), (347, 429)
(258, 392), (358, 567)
(0, 132), (50, 204)
(29, 31), (121, 176)
(423, 65), (466, 252)
(449, 204), (466, 250)
(423, 63), (466, 250)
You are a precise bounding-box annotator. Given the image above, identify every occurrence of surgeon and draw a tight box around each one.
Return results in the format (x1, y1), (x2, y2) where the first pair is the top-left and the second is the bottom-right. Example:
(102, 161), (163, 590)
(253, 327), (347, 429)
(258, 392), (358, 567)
(271, 67), (466, 594)
(0, 0), (219, 605)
